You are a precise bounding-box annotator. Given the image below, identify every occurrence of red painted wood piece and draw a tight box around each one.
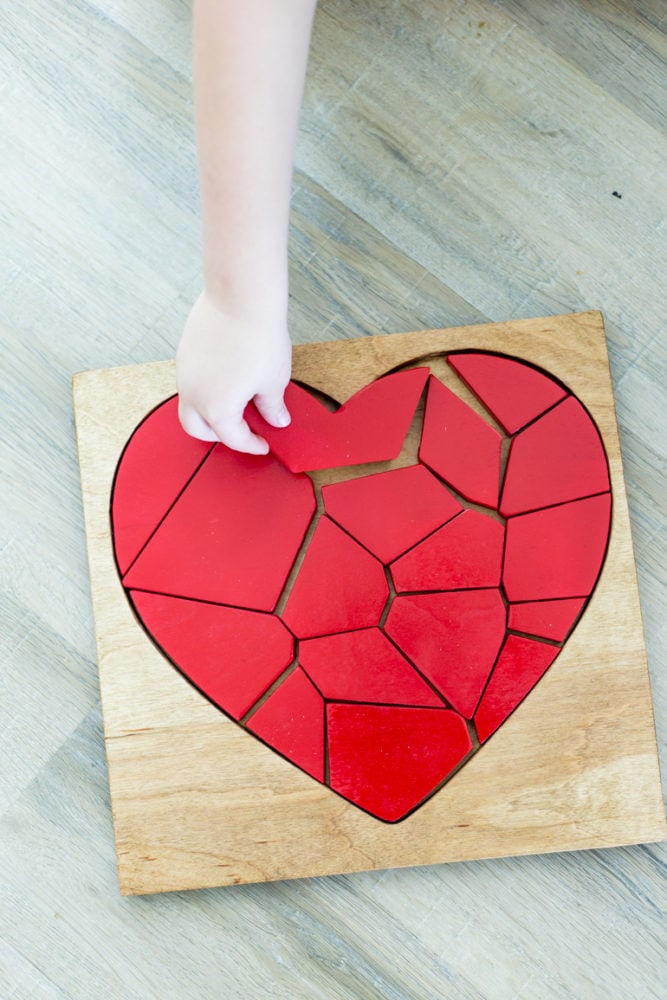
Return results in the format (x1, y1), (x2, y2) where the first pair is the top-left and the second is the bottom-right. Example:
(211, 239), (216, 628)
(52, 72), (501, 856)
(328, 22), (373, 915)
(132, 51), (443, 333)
(323, 464), (462, 563)
(130, 591), (294, 719)
(419, 376), (503, 507)
(327, 703), (472, 821)
(299, 628), (444, 706)
(384, 590), (506, 718)
(508, 598), (586, 642)
(282, 517), (389, 639)
(500, 396), (610, 516)
(122, 445), (316, 612)
(503, 493), (612, 602)
(391, 509), (505, 593)
(448, 353), (567, 434)
(246, 368), (429, 472)
(247, 668), (325, 782)
(111, 396), (214, 575)
(474, 635), (560, 743)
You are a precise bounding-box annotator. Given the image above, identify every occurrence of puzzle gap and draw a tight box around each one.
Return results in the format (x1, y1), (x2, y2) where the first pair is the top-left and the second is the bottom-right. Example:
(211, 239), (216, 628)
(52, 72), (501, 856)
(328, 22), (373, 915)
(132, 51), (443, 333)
(507, 598), (587, 643)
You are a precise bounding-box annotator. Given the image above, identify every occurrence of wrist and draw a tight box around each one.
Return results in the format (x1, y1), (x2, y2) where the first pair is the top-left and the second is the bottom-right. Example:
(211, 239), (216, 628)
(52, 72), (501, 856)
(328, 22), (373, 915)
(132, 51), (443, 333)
(203, 267), (288, 321)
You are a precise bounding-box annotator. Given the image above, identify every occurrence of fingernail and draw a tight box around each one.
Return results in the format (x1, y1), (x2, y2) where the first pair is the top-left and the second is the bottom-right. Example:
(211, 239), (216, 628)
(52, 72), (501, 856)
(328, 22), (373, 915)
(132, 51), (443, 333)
(276, 407), (291, 428)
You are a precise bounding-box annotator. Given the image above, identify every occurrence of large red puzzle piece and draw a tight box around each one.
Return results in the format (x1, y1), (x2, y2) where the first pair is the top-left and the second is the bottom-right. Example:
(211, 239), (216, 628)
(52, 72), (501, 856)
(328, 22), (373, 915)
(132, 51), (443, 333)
(111, 358), (612, 822)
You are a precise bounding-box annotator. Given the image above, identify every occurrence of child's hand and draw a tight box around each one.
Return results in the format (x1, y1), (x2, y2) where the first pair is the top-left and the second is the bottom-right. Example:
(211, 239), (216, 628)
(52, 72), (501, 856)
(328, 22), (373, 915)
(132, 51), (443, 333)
(176, 291), (292, 454)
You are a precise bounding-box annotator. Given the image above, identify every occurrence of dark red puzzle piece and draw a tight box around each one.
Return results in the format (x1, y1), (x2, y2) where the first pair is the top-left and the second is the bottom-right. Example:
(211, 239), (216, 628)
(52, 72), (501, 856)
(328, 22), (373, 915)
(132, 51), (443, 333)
(246, 368), (429, 472)
(323, 463), (462, 563)
(282, 517), (389, 639)
(385, 590), (507, 718)
(327, 703), (472, 822)
(111, 396), (214, 575)
(122, 445), (316, 612)
(448, 353), (567, 434)
(500, 396), (610, 516)
(419, 376), (503, 507)
(391, 509), (505, 593)
(299, 628), (444, 707)
(474, 635), (560, 743)
(246, 668), (325, 782)
(130, 591), (294, 720)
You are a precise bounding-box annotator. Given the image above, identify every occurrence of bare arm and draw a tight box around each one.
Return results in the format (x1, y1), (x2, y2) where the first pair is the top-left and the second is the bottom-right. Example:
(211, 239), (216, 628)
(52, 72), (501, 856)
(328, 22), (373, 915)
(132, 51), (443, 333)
(177, 0), (317, 452)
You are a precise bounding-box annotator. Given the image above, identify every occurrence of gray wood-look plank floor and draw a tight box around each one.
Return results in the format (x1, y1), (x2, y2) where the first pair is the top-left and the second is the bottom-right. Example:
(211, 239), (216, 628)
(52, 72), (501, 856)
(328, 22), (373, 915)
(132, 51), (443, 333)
(1, 1), (665, 997)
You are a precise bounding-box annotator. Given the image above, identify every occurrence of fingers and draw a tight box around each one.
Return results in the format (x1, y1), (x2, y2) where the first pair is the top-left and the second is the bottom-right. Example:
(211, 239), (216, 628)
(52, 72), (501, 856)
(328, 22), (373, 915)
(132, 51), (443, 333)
(254, 390), (291, 429)
(179, 401), (269, 455)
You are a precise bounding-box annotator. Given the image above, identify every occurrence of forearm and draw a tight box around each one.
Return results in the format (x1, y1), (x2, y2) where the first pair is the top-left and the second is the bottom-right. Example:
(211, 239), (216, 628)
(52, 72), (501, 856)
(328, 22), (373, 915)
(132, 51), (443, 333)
(193, 0), (317, 314)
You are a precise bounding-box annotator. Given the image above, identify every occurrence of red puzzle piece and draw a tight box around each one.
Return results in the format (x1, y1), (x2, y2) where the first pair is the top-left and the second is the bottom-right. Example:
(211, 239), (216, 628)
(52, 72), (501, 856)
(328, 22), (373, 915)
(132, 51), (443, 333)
(123, 445), (316, 612)
(323, 464), (462, 563)
(474, 635), (560, 743)
(385, 590), (507, 718)
(130, 591), (294, 719)
(448, 353), (567, 434)
(282, 517), (389, 639)
(503, 493), (612, 602)
(500, 396), (610, 516)
(391, 509), (505, 593)
(246, 368), (429, 472)
(111, 396), (214, 575)
(327, 703), (472, 822)
(247, 668), (325, 781)
(419, 376), (503, 507)
(299, 628), (443, 707)
(508, 598), (586, 642)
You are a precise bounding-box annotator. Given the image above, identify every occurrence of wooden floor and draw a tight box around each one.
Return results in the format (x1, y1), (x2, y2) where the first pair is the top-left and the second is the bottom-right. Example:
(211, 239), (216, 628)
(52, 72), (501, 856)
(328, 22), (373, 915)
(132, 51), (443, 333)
(1, 1), (665, 997)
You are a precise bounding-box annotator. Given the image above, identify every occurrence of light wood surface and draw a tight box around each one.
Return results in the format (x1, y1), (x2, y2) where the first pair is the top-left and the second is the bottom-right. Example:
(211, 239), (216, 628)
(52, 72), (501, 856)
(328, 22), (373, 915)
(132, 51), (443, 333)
(73, 312), (665, 896)
(2, 1), (666, 997)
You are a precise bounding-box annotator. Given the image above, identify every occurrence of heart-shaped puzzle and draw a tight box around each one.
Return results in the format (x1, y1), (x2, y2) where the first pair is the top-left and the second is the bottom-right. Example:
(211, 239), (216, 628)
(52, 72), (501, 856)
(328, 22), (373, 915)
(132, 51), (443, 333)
(111, 352), (611, 822)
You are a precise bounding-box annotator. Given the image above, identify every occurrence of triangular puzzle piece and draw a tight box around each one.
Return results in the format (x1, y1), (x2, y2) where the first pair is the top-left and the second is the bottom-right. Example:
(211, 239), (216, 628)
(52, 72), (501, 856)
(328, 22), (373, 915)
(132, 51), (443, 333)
(247, 667), (325, 781)
(111, 396), (214, 575)
(508, 598), (586, 642)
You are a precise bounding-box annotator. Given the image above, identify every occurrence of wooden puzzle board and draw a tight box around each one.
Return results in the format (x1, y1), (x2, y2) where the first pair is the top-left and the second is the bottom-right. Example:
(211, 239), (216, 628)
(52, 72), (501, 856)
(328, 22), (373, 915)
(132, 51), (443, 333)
(73, 311), (665, 895)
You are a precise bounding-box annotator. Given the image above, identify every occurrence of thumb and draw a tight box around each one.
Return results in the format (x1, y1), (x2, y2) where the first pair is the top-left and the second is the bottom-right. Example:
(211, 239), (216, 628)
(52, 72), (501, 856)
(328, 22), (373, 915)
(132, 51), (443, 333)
(254, 390), (291, 429)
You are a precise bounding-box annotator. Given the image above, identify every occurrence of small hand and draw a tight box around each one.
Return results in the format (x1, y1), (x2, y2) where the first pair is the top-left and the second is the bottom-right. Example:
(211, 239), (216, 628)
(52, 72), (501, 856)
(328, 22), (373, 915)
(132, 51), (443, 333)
(176, 291), (292, 454)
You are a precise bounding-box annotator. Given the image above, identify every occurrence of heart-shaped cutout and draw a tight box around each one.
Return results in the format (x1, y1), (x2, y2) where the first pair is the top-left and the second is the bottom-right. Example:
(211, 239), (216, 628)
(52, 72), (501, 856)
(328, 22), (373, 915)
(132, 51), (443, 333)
(111, 352), (611, 821)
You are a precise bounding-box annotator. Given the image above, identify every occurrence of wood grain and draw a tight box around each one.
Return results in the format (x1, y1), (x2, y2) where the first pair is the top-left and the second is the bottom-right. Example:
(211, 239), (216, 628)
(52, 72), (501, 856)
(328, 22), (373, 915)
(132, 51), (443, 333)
(72, 312), (665, 895)
(2, 0), (666, 996)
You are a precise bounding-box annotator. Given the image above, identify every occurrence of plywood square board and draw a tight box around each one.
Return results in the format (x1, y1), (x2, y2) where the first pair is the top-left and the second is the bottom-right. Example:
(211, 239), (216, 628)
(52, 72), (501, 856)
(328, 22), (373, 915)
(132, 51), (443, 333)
(73, 311), (666, 895)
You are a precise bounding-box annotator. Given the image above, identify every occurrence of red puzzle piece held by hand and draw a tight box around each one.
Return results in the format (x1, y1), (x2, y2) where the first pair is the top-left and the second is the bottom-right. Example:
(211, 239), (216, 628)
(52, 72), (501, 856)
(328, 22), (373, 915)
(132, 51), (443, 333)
(245, 368), (429, 472)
